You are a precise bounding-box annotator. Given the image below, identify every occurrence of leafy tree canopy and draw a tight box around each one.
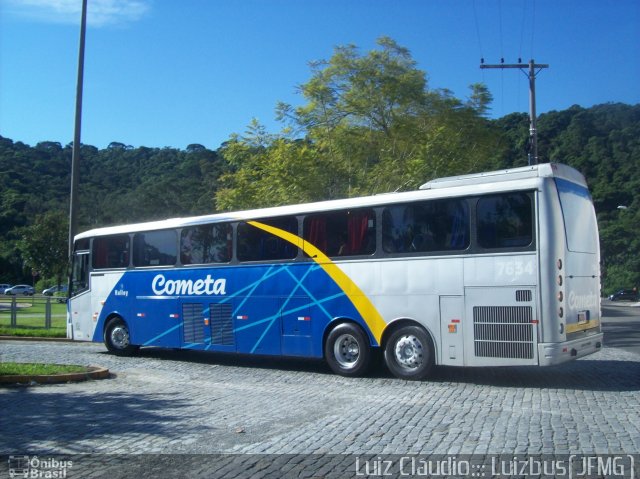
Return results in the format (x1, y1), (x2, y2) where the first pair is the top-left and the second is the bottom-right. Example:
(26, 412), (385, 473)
(217, 37), (499, 210)
(17, 210), (68, 287)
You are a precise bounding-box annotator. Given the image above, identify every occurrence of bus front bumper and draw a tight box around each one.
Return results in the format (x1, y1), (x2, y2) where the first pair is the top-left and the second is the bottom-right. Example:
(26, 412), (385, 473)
(538, 333), (604, 366)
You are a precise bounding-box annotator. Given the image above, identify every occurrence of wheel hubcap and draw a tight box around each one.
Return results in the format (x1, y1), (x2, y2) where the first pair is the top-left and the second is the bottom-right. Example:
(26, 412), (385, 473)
(394, 335), (424, 369)
(334, 333), (360, 369)
(111, 325), (130, 349)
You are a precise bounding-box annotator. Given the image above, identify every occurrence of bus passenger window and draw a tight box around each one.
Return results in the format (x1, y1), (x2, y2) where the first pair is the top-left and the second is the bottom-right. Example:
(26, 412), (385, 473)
(477, 193), (533, 249)
(181, 224), (232, 264)
(133, 230), (177, 267)
(92, 235), (130, 269)
(382, 199), (469, 254)
(237, 217), (298, 262)
(303, 209), (375, 258)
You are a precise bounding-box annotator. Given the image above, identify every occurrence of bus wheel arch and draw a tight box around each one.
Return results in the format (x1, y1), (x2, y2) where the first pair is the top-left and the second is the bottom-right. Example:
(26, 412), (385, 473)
(323, 319), (372, 377)
(104, 315), (139, 356)
(382, 319), (435, 380)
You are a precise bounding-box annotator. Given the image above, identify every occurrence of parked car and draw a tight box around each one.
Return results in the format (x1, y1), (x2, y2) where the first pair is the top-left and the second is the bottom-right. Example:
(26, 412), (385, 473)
(0, 284), (11, 294)
(4, 285), (35, 296)
(608, 289), (639, 302)
(42, 285), (68, 296)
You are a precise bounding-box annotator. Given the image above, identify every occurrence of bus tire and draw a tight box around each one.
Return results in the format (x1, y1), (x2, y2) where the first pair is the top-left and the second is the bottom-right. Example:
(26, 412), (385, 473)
(384, 325), (434, 380)
(324, 322), (371, 377)
(104, 317), (139, 356)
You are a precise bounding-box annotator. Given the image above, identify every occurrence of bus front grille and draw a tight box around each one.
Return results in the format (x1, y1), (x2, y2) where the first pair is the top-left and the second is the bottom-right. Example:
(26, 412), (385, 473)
(473, 306), (534, 359)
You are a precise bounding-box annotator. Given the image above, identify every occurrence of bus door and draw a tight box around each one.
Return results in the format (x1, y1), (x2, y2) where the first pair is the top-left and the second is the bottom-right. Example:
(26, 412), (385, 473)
(68, 251), (92, 340)
(281, 296), (313, 356)
(233, 298), (282, 355)
(134, 295), (181, 348)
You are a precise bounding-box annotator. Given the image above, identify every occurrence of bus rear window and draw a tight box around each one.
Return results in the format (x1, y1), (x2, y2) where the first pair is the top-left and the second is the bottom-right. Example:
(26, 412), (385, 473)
(477, 193), (533, 249)
(555, 178), (598, 253)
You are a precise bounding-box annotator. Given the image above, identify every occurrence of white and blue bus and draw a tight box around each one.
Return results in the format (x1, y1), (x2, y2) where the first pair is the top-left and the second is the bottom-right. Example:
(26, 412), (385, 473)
(68, 162), (602, 379)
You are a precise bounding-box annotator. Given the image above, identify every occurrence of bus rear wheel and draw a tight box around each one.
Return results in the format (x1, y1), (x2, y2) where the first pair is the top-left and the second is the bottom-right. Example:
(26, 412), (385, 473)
(104, 318), (139, 356)
(384, 325), (434, 380)
(324, 323), (371, 377)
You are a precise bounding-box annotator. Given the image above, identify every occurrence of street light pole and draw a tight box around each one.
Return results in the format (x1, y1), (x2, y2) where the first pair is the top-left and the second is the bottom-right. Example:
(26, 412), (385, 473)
(68, 0), (87, 258)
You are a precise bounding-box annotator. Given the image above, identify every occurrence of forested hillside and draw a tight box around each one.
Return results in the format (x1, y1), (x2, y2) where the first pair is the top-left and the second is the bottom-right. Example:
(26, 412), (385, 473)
(1, 40), (638, 293)
(0, 139), (226, 283)
(0, 102), (638, 292)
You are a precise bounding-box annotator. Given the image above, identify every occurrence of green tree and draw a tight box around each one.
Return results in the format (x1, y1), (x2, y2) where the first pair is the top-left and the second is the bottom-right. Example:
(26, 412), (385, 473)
(218, 37), (500, 210)
(17, 211), (69, 287)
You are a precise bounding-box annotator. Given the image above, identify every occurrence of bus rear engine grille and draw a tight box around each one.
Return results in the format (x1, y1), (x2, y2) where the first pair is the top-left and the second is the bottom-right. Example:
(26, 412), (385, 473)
(473, 306), (534, 359)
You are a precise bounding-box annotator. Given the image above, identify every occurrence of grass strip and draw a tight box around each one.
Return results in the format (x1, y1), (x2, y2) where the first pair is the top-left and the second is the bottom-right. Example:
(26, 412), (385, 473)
(0, 327), (66, 338)
(0, 362), (88, 376)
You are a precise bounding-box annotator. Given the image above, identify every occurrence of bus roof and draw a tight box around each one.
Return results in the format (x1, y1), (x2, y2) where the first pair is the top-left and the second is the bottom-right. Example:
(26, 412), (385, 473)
(75, 162), (587, 241)
(419, 162), (587, 190)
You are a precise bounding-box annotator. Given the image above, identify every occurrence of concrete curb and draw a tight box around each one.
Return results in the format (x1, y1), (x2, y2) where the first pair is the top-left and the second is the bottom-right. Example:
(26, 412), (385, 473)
(0, 365), (110, 385)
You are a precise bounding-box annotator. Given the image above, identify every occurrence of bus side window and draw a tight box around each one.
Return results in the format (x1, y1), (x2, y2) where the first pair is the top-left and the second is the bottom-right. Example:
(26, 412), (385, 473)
(304, 209), (375, 258)
(181, 224), (232, 264)
(237, 217), (298, 262)
(133, 230), (177, 267)
(92, 235), (130, 269)
(382, 199), (469, 254)
(477, 193), (533, 249)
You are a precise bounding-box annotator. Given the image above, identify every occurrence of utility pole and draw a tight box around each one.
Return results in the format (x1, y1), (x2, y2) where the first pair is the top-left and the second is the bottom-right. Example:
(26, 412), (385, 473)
(69, 0), (88, 257)
(480, 59), (548, 165)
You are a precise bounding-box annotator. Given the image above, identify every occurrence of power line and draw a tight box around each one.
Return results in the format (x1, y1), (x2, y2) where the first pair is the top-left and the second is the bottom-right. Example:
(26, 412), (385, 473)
(498, 0), (504, 61)
(530, 0), (537, 59)
(519, 0), (527, 60)
(472, 0), (484, 60)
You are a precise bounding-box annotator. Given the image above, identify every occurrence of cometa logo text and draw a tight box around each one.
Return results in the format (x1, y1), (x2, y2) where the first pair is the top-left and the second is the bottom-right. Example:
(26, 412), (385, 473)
(151, 274), (227, 296)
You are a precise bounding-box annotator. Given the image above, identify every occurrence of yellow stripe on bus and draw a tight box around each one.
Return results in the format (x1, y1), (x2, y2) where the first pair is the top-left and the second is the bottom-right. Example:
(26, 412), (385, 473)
(247, 220), (386, 344)
(565, 320), (600, 334)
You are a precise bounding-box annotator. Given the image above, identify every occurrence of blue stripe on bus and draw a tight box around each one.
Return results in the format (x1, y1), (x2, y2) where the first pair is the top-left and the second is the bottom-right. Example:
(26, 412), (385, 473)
(142, 323), (181, 346)
(98, 260), (366, 355)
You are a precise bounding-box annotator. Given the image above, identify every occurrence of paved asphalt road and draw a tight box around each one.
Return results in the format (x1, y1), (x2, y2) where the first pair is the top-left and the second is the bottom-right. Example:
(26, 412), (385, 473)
(0, 302), (638, 478)
(601, 300), (640, 355)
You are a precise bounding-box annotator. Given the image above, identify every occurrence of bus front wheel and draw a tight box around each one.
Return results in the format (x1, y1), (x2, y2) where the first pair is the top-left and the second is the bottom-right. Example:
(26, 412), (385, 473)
(324, 323), (371, 377)
(384, 325), (434, 380)
(104, 318), (139, 356)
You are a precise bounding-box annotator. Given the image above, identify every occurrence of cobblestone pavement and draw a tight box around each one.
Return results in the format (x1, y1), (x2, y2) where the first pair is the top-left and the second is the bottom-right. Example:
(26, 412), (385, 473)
(1, 340), (639, 477)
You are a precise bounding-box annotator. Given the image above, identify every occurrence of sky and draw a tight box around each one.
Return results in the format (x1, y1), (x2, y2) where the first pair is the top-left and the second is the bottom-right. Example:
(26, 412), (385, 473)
(1, 0), (639, 151)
